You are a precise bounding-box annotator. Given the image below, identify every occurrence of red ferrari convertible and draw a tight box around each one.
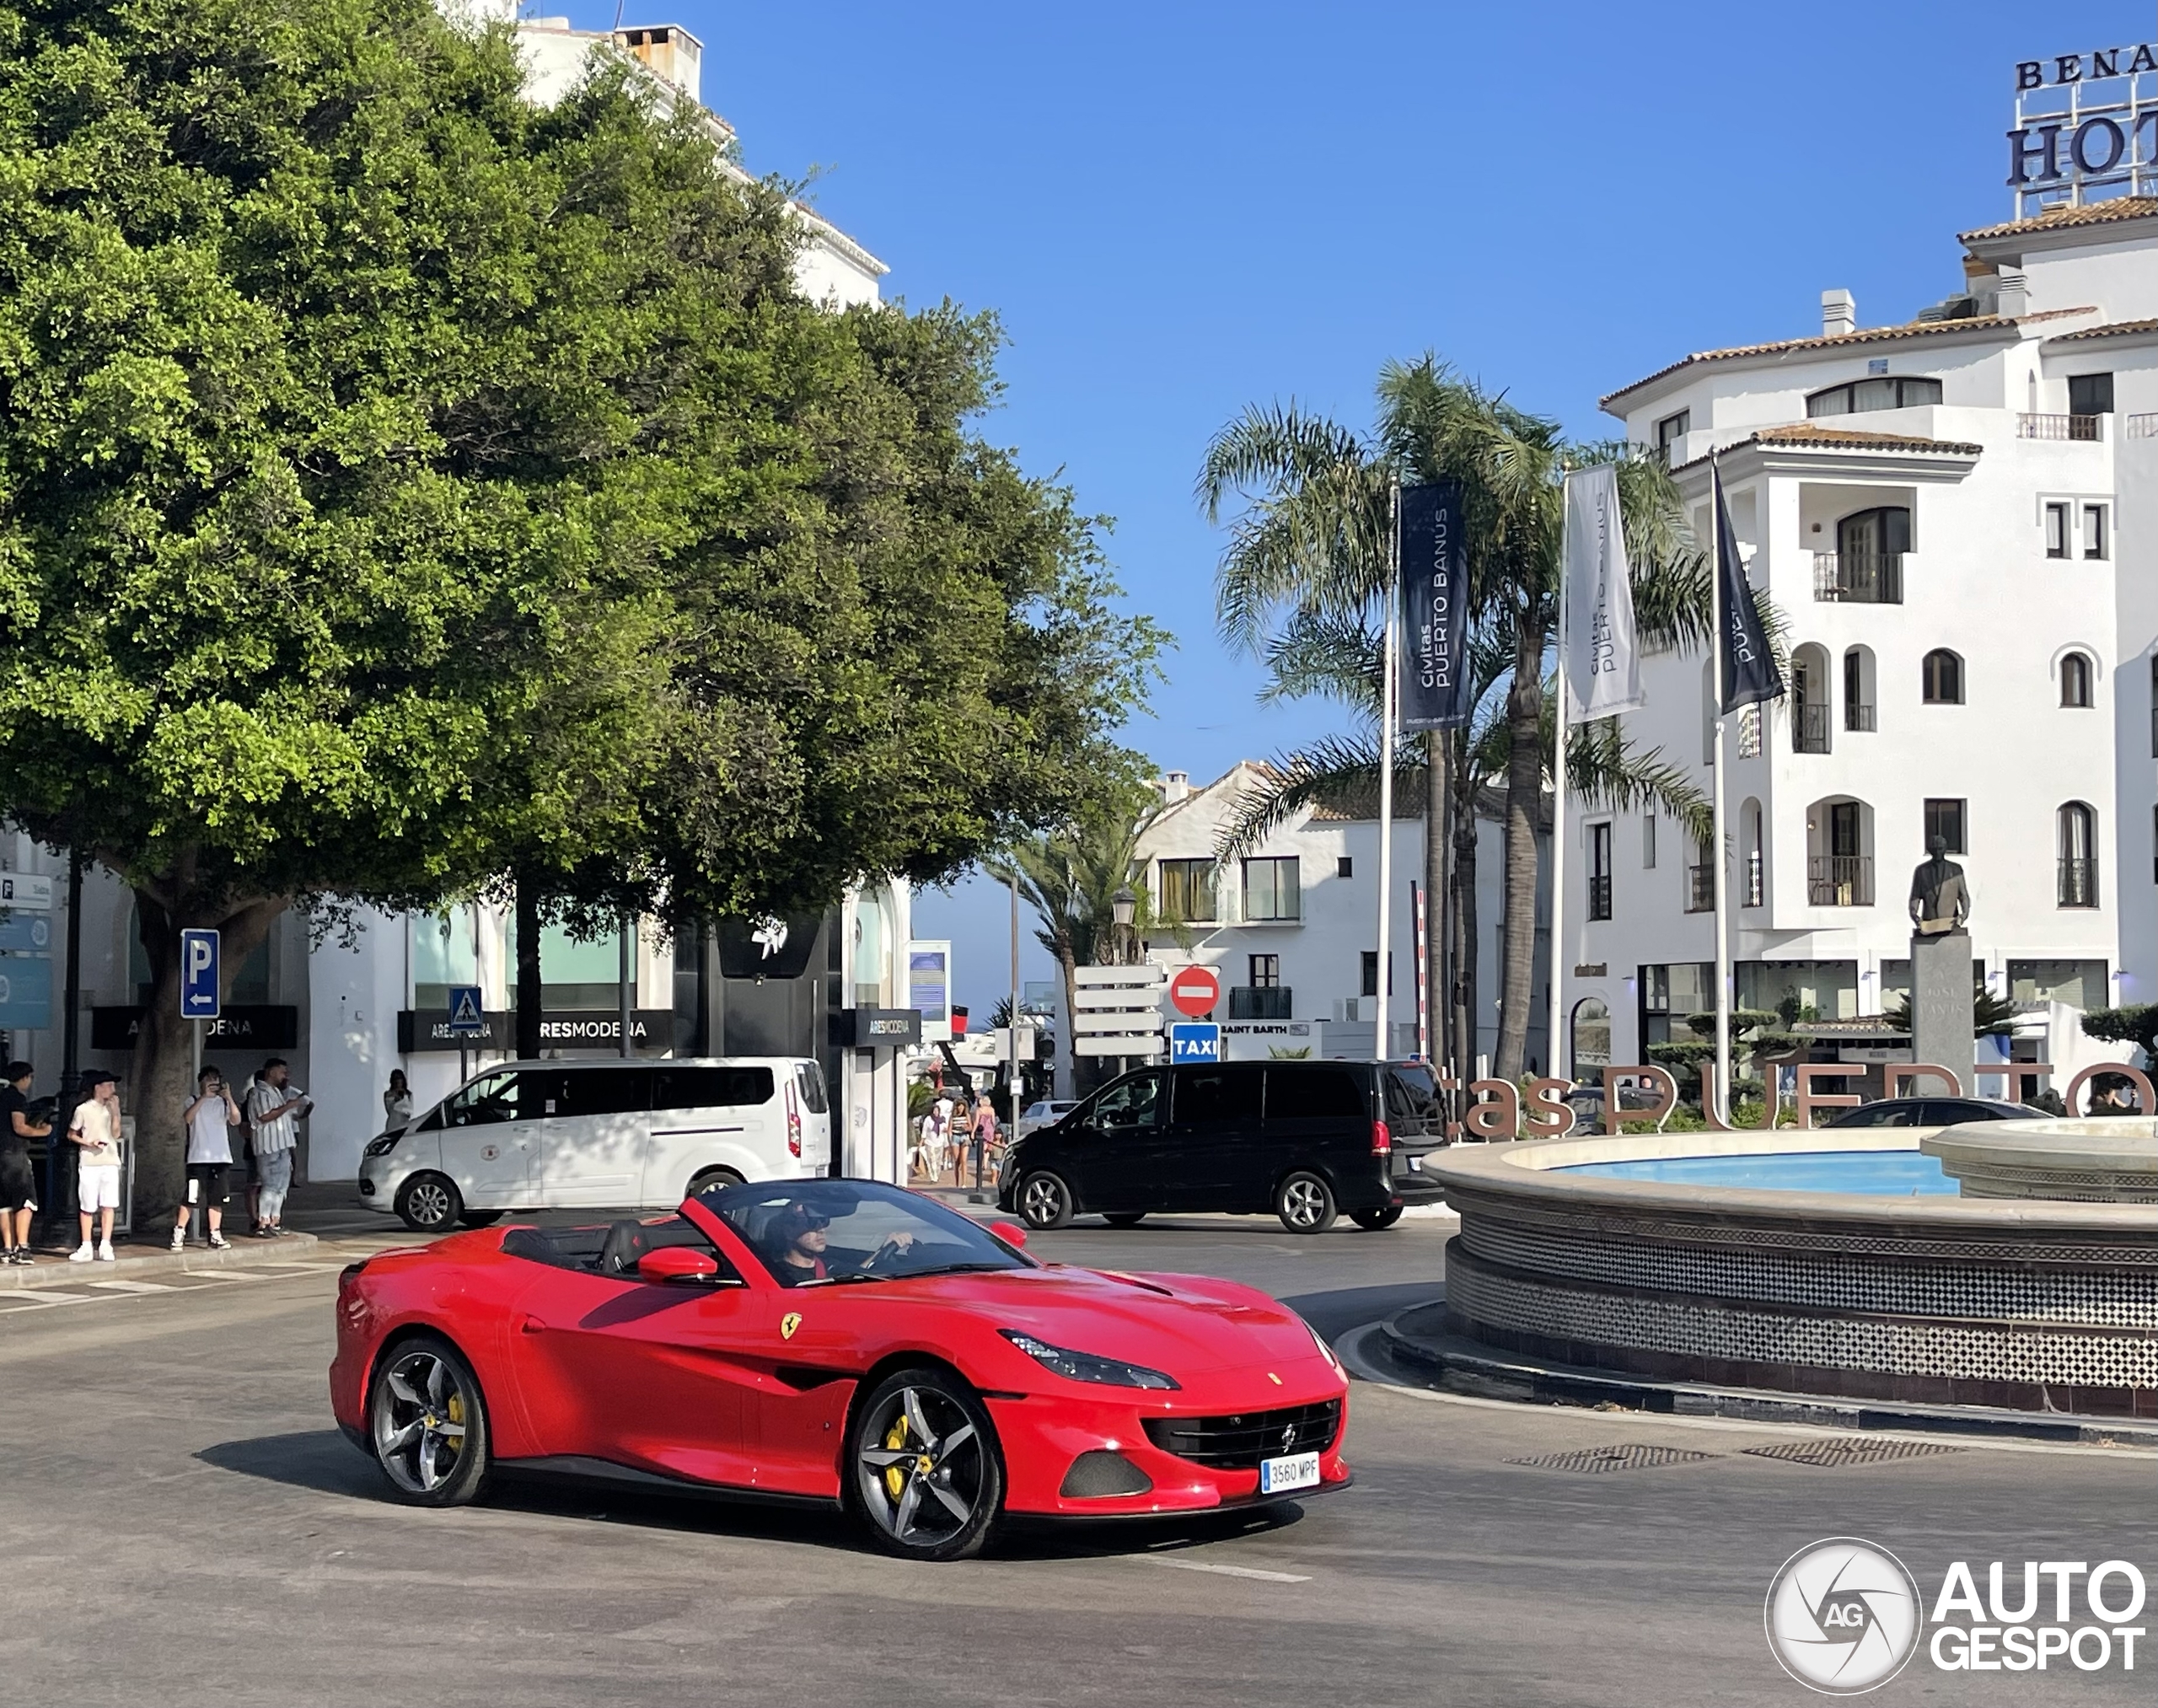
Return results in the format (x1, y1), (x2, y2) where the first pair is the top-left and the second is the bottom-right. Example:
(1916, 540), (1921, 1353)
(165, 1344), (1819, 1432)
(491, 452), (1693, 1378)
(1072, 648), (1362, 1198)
(330, 1179), (1350, 1560)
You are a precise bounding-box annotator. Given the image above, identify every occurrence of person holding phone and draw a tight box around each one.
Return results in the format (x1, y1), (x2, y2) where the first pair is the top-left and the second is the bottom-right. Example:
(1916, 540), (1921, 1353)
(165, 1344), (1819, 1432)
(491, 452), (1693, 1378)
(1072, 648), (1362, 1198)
(174, 1066), (242, 1250)
(0, 1061), (49, 1265)
(245, 1057), (309, 1238)
(67, 1072), (121, 1262)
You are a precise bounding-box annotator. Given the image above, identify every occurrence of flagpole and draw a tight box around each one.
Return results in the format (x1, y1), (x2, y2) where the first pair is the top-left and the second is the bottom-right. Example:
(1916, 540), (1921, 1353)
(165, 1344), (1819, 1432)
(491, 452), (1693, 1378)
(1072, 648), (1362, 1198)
(1549, 517), (1570, 1083)
(1710, 454), (1733, 1126)
(1374, 481), (1401, 1062)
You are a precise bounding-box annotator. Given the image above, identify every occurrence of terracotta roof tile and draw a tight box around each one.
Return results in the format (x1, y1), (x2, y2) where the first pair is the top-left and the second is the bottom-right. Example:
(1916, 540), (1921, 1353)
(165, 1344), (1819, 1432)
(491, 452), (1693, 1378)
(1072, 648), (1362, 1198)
(1674, 422), (1983, 470)
(2048, 315), (2158, 343)
(1958, 196), (2158, 243)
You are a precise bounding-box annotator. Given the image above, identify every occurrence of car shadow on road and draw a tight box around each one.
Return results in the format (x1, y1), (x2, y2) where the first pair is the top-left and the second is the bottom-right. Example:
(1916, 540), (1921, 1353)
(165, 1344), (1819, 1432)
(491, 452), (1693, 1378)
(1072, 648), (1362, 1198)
(196, 1430), (386, 1500)
(1279, 1282), (1447, 1341)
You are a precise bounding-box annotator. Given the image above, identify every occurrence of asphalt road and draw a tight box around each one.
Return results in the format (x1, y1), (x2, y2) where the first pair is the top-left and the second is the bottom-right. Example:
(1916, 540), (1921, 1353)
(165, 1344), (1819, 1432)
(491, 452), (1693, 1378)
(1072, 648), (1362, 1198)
(3, 1211), (2155, 1706)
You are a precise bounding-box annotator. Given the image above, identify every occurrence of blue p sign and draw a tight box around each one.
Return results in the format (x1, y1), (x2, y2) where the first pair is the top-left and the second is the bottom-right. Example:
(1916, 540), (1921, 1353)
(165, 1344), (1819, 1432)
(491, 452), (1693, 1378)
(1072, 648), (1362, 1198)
(180, 928), (221, 1020)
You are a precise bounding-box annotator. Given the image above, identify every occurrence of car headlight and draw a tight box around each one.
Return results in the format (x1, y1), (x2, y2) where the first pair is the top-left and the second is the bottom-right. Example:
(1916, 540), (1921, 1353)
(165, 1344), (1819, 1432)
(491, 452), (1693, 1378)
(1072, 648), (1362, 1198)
(1001, 1329), (1179, 1390)
(1307, 1319), (1346, 1379)
(363, 1135), (399, 1158)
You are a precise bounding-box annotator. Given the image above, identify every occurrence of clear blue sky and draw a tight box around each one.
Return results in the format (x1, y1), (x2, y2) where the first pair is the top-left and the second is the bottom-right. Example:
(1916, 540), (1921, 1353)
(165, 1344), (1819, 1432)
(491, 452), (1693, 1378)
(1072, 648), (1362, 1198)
(554, 0), (2146, 1013)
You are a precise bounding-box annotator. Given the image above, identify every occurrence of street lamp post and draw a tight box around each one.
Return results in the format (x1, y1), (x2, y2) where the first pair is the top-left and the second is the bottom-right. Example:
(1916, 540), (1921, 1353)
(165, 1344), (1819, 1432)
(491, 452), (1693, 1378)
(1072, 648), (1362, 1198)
(1110, 886), (1136, 965)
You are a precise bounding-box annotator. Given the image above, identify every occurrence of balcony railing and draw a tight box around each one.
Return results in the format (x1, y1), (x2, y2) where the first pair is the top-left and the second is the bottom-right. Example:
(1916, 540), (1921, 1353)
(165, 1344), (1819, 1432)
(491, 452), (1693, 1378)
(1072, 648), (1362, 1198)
(1812, 551), (1903, 604)
(1744, 851), (1764, 908)
(1587, 873), (1613, 921)
(2128, 412), (2158, 440)
(1808, 855), (1873, 907)
(1228, 985), (1293, 1019)
(2058, 857), (2098, 909)
(1793, 702), (1830, 754)
(1844, 701), (1876, 733)
(2018, 412), (2103, 441)
(1685, 863), (1715, 913)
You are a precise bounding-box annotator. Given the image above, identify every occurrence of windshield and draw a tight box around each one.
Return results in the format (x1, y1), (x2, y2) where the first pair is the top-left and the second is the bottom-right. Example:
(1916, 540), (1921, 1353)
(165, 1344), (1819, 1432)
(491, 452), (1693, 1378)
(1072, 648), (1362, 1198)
(701, 1179), (1033, 1288)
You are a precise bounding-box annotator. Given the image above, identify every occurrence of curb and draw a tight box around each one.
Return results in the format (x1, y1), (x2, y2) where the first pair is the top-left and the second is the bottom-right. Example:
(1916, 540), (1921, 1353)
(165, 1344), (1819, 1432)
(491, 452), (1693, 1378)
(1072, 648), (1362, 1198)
(1377, 1310), (2158, 1450)
(0, 1230), (322, 1291)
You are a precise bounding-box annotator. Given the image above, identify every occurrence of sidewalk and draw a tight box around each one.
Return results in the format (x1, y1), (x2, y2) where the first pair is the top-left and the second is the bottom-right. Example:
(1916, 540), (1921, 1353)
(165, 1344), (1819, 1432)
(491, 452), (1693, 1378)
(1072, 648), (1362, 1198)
(0, 1227), (325, 1292)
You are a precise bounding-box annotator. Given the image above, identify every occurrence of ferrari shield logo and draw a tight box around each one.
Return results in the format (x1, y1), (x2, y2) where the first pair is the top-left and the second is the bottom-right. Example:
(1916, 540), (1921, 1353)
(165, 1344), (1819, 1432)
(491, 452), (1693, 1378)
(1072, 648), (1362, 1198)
(781, 1312), (803, 1340)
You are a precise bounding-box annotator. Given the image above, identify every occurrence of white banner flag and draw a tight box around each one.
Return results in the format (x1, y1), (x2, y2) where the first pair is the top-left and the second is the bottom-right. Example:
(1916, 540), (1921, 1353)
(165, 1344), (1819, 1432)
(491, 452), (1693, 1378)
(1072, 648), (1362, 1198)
(1561, 465), (1645, 723)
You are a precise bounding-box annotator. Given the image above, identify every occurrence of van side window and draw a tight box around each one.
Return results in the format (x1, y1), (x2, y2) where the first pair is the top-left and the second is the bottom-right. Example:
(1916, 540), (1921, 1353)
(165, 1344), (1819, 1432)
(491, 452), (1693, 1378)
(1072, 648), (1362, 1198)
(555, 1068), (652, 1117)
(1094, 1072), (1165, 1131)
(652, 1066), (776, 1111)
(1173, 1066), (1263, 1126)
(793, 1061), (829, 1115)
(441, 1072), (523, 1126)
(1266, 1069), (1365, 1121)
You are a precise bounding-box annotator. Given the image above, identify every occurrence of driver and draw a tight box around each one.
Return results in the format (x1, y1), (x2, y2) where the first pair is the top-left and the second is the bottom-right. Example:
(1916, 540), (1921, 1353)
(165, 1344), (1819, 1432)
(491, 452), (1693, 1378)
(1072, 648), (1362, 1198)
(767, 1201), (915, 1286)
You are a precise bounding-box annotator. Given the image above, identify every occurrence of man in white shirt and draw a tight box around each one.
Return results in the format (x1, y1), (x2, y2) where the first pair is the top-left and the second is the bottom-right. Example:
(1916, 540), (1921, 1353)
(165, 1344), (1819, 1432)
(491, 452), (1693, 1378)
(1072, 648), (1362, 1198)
(174, 1066), (242, 1250)
(246, 1058), (309, 1238)
(67, 1072), (122, 1262)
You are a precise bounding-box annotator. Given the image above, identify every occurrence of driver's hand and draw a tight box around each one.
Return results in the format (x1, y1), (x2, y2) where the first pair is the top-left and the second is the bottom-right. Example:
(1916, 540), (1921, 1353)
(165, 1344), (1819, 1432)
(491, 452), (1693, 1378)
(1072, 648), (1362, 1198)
(887, 1232), (915, 1251)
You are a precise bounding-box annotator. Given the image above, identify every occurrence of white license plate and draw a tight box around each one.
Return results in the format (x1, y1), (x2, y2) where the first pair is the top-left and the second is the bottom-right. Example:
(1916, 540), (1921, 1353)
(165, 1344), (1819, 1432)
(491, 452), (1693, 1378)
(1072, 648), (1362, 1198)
(1258, 1451), (1319, 1494)
(1406, 1154), (1422, 1171)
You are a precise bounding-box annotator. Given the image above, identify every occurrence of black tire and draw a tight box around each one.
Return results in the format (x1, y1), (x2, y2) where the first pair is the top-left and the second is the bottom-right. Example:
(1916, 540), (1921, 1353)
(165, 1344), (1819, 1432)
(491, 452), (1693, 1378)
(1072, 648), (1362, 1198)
(457, 1210), (506, 1230)
(1016, 1171), (1075, 1231)
(395, 1172), (463, 1234)
(1275, 1170), (1338, 1234)
(367, 1334), (491, 1507)
(686, 1166), (745, 1200)
(1350, 1205), (1404, 1232)
(846, 1365), (1003, 1561)
(1101, 1211), (1146, 1228)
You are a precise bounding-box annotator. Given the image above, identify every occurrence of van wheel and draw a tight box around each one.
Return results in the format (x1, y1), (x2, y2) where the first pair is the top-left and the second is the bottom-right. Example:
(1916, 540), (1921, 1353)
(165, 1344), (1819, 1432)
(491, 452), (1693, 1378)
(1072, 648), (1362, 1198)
(395, 1173), (462, 1234)
(686, 1167), (745, 1200)
(1275, 1172), (1337, 1234)
(1017, 1171), (1075, 1230)
(1101, 1211), (1146, 1228)
(1350, 1205), (1404, 1231)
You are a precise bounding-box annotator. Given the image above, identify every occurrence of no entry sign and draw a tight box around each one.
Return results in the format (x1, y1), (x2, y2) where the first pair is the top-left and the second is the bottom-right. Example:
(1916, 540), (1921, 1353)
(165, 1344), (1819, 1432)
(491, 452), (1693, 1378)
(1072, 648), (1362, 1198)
(1168, 966), (1221, 1018)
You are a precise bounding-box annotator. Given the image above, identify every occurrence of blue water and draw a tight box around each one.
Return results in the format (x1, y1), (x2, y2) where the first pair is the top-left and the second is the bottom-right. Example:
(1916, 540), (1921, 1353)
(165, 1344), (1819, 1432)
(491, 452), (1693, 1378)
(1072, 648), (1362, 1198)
(1561, 1149), (1956, 1195)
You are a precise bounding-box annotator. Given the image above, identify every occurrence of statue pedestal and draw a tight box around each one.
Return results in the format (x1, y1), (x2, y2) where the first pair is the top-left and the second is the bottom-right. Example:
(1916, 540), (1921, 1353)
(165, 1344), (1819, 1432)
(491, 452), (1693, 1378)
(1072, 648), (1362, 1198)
(1909, 929), (1974, 1097)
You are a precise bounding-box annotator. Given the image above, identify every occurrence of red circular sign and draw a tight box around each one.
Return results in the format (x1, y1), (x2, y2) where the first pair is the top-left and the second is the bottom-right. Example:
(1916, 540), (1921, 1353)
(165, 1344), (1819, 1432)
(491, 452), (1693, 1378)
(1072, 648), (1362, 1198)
(1169, 966), (1221, 1018)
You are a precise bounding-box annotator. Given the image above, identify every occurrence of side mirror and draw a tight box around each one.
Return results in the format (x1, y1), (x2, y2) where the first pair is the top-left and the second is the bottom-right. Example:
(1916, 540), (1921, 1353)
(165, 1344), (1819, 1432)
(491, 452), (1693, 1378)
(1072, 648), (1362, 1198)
(987, 1223), (1028, 1250)
(637, 1246), (721, 1284)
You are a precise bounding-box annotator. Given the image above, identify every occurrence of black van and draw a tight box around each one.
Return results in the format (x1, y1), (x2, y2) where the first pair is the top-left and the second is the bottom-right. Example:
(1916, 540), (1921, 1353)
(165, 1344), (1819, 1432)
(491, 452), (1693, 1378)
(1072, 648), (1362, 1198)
(996, 1060), (1447, 1234)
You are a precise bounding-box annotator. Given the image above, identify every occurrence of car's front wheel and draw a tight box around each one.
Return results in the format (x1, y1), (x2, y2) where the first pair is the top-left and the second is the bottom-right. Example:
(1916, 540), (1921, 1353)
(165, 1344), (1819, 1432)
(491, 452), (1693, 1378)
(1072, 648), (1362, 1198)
(368, 1335), (491, 1507)
(395, 1172), (462, 1233)
(1275, 1170), (1338, 1234)
(1016, 1171), (1075, 1230)
(1350, 1205), (1404, 1231)
(848, 1366), (1003, 1561)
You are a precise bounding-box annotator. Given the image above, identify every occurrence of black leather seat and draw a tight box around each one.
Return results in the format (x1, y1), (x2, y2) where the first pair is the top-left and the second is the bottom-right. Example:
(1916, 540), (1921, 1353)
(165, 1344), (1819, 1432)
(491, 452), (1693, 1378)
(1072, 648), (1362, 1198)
(596, 1216), (720, 1278)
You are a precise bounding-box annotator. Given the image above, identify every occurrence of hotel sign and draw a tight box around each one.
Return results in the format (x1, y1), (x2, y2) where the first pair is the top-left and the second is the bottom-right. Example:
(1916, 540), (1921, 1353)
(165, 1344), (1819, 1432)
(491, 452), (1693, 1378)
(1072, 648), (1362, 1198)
(2007, 42), (2158, 213)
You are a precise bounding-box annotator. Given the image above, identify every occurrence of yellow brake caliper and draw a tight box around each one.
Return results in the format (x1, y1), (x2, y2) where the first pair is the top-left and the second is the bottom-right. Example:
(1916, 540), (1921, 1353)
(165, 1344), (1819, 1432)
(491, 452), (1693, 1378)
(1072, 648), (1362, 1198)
(443, 1393), (464, 1458)
(883, 1416), (910, 1499)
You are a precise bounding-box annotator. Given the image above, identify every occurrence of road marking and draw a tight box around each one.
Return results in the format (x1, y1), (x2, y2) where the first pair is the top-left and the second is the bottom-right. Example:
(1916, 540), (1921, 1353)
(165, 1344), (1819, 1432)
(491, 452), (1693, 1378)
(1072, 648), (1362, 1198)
(2, 1287), (95, 1304)
(1138, 1555), (1311, 1583)
(84, 1280), (174, 1292)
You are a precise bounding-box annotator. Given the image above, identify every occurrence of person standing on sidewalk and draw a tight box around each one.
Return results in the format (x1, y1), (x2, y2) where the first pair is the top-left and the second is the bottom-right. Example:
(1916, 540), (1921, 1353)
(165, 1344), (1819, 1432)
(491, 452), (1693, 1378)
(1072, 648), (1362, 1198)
(173, 1066), (240, 1251)
(970, 1096), (998, 1189)
(0, 1061), (49, 1265)
(67, 1072), (121, 1263)
(246, 1058), (308, 1238)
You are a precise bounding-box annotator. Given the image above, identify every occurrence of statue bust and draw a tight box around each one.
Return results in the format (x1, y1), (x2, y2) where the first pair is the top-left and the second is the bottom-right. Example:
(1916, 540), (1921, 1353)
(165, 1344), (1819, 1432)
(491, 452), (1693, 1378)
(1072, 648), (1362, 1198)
(1908, 835), (1969, 935)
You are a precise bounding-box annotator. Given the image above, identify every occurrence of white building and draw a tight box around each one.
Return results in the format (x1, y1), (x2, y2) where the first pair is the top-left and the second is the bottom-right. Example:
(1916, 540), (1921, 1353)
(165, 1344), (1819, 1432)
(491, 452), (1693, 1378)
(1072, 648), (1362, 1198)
(1130, 765), (1551, 1072)
(1559, 196), (2158, 1086)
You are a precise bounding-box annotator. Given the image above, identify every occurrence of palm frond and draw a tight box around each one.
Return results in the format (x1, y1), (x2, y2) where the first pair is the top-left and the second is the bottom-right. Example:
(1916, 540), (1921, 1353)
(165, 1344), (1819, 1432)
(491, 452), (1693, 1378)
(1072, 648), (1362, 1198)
(1211, 735), (1423, 859)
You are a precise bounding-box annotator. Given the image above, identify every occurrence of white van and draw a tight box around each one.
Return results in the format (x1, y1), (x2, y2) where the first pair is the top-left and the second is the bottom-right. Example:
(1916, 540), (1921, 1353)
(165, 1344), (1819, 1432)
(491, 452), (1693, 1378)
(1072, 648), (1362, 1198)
(357, 1058), (831, 1233)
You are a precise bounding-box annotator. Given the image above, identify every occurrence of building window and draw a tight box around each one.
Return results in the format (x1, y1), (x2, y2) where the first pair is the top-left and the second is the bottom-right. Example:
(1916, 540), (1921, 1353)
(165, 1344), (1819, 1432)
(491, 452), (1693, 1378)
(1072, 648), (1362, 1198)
(1843, 647), (1876, 731)
(1157, 858), (1216, 922)
(1336, 856), (1353, 878)
(1923, 798), (1967, 856)
(2060, 651), (2094, 707)
(1921, 649), (1963, 705)
(1737, 702), (1763, 757)
(1656, 410), (1689, 459)
(2009, 958), (2107, 1008)
(1249, 953), (1281, 989)
(1241, 857), (1301, 921)
(2068, 372), (2114, 416)
(2058, 803), (2097, 908)
(1587, 822), (1613, 921)
(2045, 502), (2070, 558)
(1570, 997), (1611, 1077)
(2083, 504), (2108, 560)
(1359, 951), (1388, 997)
(1806, 376), (1942, 416)
(1642, 814), (1657, 870)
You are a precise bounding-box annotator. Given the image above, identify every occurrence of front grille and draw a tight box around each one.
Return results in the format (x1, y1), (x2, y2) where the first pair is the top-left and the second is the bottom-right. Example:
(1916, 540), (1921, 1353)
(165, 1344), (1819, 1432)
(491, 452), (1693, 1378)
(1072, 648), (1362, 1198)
(1144, 1399), (1341, 1470)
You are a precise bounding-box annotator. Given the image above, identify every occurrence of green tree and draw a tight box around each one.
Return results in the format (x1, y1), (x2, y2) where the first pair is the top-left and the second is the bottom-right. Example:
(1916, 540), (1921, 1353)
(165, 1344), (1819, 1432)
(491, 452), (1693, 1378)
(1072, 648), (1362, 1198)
(2083, 1004), (2158, 1066)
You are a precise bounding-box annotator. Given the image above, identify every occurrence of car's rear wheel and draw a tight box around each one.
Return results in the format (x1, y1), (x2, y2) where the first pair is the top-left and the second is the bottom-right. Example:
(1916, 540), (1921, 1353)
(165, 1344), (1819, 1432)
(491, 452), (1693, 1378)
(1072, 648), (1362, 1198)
(848, 1366), (1003, 1561)
(1350, 1205), (1404, 1231)
(1101, 1211), (1146, 1228)
(1275, 1171), (1337, 1234)
(368, 1335), (491, 1507)
(395, 1172), (462, 1234)
(686, 1166), (745, 1199)
(457, 1210), (505, 1230)
(1016, 1171), (1075, 1230)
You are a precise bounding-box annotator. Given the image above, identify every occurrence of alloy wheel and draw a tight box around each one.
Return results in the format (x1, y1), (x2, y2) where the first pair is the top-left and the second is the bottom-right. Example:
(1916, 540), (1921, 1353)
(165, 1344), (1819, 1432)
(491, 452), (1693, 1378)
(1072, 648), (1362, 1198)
(1284, 1179), (1325, 1227)
(400, 1176), (456, 1232)
(372, 1347), (471, 1496)
(1018, 1173), (1070, 1229)
(855, 1383), (986, 1552)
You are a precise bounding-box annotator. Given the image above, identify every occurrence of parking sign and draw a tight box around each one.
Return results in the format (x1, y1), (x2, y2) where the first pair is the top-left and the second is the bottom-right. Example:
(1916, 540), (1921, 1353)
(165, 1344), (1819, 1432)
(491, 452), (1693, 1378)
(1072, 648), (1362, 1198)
(180, 928), (220, 1020)
(1169, 1023), (1221, 1064)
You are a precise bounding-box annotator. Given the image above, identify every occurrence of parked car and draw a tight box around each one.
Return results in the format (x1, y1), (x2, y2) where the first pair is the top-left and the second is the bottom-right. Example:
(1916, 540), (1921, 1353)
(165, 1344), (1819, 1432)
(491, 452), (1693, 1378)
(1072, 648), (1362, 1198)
(1017, 1098), (1080, 1135)
(997, 1060), (1445, 1234)
(1822, 1095), (2048, 1129)
(358, 1058), (831, 1233)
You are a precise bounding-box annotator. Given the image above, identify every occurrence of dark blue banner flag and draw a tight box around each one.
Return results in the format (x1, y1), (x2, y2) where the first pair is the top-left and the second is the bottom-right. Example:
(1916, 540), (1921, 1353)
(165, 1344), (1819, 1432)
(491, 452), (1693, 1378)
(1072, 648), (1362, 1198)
(1398, 481), (1473, 730)
(1715, 465), (1783, 713)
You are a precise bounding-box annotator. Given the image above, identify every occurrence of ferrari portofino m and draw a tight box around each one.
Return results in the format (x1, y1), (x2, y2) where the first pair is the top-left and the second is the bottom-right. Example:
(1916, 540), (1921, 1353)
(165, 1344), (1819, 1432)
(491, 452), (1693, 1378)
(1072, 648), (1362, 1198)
(331, 1179), (1350, 1560)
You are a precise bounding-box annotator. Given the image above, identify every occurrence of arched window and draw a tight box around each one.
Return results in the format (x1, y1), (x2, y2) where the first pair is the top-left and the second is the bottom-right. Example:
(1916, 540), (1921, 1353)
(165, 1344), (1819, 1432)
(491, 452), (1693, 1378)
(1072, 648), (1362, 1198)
(2060, 651), (2093, 708)
(1921, 648), (1963, 705)
(1570, 997), (1611, 1077)
(1842, 646), (1876, 731)
(1790, 644), (1831, 753)
(2058, 803), (2097, 907)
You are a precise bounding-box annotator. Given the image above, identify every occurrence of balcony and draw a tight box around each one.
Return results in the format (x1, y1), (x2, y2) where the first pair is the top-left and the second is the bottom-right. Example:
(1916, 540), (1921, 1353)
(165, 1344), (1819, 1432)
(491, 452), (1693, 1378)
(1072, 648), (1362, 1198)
(2018, 412), (2103, 441)
(1587, 873), (1612, 921)
(1228, 986), (1293, 1019)
(2058, 858), (2098, 909)
(1792, 702), (1830, 754)
(1744, 851), (1763, 908)
(1808, 855), (1873, 907)
(1684, 863), (1715, 913)
(1812, 551), (1902, 604)
(1844, 701), (1876, 733)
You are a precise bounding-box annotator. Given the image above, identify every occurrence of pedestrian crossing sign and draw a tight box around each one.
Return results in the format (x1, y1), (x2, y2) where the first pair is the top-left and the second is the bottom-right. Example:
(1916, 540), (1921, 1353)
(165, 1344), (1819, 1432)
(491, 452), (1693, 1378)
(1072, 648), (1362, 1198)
(447, 986), (486, 1036)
